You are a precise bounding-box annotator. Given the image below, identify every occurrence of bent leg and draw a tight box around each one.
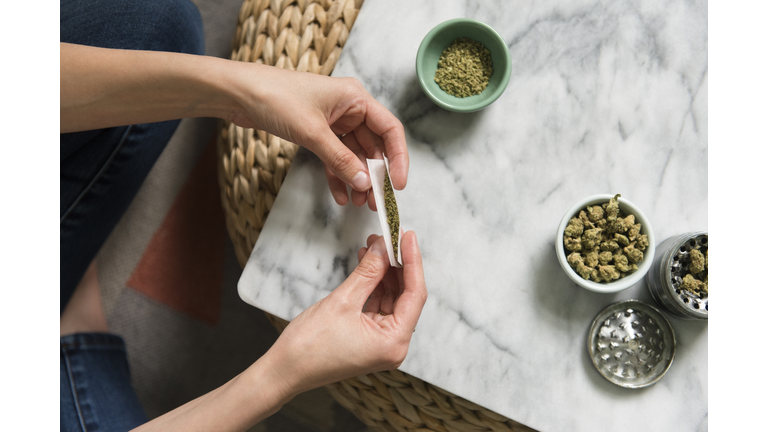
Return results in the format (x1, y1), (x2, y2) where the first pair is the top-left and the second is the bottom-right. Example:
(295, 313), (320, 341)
(60, 0), (205, 312)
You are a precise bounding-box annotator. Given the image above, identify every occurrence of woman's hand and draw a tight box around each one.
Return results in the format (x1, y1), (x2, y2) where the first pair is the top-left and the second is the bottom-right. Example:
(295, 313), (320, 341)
(227, 65), (409, 208)
(264, 231), (427, 395)
(132, 232), (425, 432)
(60, 44), (408, 207)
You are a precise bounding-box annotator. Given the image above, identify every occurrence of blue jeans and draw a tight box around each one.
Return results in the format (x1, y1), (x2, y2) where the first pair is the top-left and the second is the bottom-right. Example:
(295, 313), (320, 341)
(60, 0), (204, 430)
(60, 0), (205, 313)
(61, 334), (148, 431)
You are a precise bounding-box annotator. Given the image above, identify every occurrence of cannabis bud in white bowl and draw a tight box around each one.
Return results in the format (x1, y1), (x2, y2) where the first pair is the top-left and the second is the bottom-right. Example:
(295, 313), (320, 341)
(556, 194), (655, 294)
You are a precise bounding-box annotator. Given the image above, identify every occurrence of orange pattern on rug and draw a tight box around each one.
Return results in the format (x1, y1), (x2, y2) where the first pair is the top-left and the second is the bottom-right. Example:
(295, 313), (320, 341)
(127, 137), (226, 326)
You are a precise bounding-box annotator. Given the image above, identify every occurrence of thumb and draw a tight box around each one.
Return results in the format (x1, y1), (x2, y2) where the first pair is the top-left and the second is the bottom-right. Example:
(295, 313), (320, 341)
(337, 236), (389, 306)
(313, 128), (371, 192)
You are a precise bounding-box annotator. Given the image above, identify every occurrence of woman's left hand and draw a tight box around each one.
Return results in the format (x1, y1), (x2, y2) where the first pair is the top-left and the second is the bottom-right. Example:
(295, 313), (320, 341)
(264, 232), (426, 394)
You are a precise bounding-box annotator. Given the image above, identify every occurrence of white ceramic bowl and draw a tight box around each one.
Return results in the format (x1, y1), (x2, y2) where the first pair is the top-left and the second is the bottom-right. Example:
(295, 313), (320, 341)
(556, 194), (655, 294)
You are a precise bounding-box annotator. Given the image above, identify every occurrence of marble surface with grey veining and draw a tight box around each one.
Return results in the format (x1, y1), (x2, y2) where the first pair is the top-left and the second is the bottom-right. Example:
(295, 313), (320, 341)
(239, 0), (708, 430)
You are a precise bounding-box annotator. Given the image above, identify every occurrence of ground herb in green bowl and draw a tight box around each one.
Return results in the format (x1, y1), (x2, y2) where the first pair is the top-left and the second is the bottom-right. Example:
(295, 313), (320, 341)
(433, 37), (493, 97)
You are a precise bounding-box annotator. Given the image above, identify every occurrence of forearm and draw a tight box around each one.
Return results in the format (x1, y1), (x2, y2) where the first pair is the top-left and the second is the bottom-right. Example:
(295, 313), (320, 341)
(60, 42), (406, 195)
(131, 351), (297, 432)
(60, 43), (247, 133)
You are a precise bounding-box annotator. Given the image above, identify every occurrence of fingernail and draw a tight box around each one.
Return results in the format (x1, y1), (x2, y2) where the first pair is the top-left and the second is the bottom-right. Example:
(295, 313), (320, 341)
(352, 171), (370, 191)
(369, 237), (387, 257)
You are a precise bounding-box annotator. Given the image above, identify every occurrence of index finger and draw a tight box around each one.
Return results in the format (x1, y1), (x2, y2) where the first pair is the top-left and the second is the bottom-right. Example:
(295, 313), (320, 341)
(364, 98), (409, 190)
(393, 231), (427, 331)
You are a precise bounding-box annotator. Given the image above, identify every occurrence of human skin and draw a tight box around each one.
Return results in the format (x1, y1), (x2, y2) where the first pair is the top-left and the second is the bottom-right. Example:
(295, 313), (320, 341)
(60, 42), (409, 207)
(60, 43), (426, 431)
(132, 233), (425, 432)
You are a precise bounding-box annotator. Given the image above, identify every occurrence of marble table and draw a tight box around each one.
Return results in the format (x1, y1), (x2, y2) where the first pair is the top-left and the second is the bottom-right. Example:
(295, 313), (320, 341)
(239, 0), (708, 430)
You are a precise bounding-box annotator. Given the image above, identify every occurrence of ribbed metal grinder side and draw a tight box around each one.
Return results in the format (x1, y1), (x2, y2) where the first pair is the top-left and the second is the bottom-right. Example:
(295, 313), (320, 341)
(647, 232), (708, 320)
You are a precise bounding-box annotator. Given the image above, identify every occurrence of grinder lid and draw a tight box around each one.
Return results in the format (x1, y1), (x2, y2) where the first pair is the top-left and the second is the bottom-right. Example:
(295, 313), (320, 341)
(588, 299), (676, 388)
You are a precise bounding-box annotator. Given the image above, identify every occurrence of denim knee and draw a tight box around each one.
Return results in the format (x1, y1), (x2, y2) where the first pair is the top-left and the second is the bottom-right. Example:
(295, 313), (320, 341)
(61, 333), (147, 431)
(60, 0), (205, 311)
(60, 0), (205, 56)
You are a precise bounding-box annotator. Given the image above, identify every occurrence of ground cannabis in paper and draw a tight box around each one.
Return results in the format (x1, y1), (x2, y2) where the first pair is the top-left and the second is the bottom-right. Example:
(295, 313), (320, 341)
(383, 170), (400, 258)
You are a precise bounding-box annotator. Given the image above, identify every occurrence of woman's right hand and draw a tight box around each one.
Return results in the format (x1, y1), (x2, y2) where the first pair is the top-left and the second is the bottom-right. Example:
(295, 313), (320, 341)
(225, 63), (409, 209)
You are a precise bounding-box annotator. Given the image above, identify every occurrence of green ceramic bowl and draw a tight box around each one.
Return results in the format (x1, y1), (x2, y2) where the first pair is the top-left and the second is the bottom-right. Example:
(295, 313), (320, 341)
(416, 18), (511, 112)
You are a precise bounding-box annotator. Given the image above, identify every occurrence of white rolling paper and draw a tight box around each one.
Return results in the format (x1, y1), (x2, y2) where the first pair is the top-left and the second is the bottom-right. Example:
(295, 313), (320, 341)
(366, 156), (403, 267)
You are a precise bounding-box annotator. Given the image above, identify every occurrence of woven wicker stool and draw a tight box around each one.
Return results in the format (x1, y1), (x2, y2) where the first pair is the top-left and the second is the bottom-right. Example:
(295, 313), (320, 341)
(217, 1), (535, 431)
